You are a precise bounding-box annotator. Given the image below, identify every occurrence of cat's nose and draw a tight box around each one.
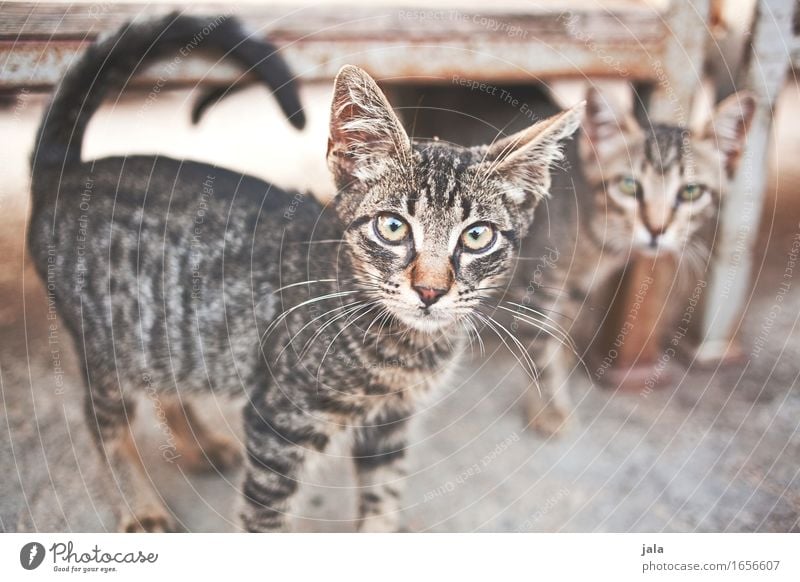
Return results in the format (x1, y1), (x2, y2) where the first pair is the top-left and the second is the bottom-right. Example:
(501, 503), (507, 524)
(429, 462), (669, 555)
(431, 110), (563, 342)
(413, 285), (447, 307)
(646, 225), (666, 248)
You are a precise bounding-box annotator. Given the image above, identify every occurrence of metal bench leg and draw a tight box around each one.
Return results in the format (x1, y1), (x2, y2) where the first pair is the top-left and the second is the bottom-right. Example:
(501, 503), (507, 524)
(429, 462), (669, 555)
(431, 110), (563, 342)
(696, 0), (794, 363)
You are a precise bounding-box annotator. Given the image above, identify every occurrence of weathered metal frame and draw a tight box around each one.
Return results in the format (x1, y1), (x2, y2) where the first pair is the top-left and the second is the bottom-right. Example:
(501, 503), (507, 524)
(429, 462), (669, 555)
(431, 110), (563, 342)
(1, 1), (670, 91)
(696, 0), (798, 362)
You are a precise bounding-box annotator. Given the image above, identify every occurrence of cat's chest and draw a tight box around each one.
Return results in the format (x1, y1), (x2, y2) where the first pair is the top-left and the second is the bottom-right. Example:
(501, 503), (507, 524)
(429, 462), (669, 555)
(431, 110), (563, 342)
(371, 356), (457, 395)
(354, 336), (463, 409)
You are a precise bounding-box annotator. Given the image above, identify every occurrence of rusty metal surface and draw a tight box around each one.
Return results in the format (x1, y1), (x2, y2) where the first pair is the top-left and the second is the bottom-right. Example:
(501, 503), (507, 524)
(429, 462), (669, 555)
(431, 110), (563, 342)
(0, 2), (666, 39)
(0, 1), (668, 89)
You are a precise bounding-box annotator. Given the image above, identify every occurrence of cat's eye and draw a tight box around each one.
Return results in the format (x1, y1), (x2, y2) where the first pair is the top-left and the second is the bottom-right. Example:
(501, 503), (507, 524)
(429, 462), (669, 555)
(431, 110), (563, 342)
(460, 223), (496, 253)
(617, 176), (640, 197)
(374, 213), (410, 244)
(678, 183), (704, 202)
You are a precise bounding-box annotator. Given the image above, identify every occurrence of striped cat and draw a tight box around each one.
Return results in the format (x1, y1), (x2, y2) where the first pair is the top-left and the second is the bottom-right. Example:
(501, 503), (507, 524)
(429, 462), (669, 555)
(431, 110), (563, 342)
(28, 15), (583, 531)
(512, 88), (755, 436)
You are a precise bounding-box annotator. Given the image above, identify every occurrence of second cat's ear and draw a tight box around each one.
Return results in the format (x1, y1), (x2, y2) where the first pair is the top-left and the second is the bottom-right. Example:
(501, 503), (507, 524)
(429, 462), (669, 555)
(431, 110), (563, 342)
(327, 65), (411, 190)
(580, 87), (641, 163)
(703, 92), (756, 177)
(485, 102), (585, 207)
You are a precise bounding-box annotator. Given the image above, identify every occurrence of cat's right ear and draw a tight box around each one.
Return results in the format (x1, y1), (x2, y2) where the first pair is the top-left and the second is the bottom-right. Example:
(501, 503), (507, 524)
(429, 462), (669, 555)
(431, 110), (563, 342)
(703, 92), (756, 177)
(327, 65), (411, 191)
(580, 87), (640, 163)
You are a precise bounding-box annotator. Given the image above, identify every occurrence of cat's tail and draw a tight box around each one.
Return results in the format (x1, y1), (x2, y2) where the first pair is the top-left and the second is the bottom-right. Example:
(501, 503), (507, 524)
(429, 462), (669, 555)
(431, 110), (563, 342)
(32, 12), (305, 170)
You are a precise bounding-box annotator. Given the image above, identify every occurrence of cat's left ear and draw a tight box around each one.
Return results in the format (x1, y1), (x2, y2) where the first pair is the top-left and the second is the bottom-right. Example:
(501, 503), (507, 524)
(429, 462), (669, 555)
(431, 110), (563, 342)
(484, 102), (585, 209)
(327, 65), (411, 191)
(704, 92), (756, 177)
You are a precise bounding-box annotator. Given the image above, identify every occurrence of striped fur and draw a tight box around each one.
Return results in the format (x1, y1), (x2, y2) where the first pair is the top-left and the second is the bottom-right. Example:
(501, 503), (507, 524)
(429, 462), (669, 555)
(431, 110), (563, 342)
(28, 21), (581, 532)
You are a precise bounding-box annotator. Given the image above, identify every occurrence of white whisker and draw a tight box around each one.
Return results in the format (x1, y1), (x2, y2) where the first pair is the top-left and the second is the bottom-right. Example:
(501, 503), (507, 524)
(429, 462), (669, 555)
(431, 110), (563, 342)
(474, 311), (539, 387)
(260, 290), (360, 346)
(271, 279), (338, 294)
(274, 300), (367, 363)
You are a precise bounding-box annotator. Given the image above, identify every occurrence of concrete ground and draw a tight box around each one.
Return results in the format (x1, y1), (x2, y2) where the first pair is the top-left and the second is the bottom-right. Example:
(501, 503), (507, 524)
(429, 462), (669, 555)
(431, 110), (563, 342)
(0, 81), (798, 533)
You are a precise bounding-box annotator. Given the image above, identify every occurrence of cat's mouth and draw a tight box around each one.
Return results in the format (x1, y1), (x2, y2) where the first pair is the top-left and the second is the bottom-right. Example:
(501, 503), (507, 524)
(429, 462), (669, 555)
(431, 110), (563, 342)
(635, 237), (681, 257)
(634, 244), (668, 257)
(388, 304), (459, 333)
(632, 226), (680, 257)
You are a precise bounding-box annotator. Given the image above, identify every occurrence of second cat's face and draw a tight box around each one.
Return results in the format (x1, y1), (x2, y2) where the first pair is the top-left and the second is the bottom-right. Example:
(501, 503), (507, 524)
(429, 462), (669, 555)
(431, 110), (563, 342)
(327, 66), (583, 332)
(580, 89), (754, 257)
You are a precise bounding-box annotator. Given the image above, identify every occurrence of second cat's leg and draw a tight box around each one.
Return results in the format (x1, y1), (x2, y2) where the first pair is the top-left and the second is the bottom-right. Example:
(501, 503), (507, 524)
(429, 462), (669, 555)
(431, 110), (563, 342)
(525, 337), (574, 437)
(352, 415), (408, 532)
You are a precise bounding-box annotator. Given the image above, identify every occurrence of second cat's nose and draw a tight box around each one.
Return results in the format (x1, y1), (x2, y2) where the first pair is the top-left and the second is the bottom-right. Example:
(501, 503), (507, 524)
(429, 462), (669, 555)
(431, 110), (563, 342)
(413, 285), (447, 307)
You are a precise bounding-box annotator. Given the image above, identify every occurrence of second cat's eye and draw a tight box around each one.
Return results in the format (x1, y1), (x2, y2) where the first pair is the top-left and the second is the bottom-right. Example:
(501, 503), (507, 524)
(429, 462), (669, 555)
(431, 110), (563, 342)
(374, 213), (410, 244)
(617, 176), (640, 197)
(678, 183), (704, 202)
(460, 223), (496, 253)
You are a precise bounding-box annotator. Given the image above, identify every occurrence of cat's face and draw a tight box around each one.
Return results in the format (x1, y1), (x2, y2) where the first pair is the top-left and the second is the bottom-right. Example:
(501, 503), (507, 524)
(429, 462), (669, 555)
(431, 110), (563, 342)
(579, 89), (754, 256)
(327, 66), (583, 332)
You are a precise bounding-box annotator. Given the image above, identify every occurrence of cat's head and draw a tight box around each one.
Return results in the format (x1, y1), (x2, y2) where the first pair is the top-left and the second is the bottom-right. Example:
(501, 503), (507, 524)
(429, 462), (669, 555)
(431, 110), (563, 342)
(579, 88), (755, 256)
(327, 65), (583, 333)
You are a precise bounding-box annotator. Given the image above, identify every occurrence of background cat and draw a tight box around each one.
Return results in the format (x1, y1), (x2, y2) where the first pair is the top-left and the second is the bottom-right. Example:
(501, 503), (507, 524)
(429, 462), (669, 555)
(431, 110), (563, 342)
(511, 87), (755, 435)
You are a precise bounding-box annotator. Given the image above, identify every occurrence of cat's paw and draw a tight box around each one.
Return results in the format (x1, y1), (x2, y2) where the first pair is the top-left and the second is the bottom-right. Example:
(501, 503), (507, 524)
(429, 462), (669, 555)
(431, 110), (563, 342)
(177, 435), (242, 474)
(119, 510), (177, 533)
(528, 405), (570, 437)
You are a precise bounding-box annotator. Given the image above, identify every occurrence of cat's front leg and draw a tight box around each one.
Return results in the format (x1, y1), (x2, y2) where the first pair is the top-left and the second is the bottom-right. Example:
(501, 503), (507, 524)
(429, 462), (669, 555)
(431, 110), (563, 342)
(352, 414), (409, 532)
(526, 337), (574, 437)
(240, 395), (332, 532)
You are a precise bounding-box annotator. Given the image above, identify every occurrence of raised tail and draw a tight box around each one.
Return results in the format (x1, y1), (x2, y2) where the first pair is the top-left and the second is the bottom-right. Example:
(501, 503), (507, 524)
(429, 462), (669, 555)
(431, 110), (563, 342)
(32, 12), (305, 169)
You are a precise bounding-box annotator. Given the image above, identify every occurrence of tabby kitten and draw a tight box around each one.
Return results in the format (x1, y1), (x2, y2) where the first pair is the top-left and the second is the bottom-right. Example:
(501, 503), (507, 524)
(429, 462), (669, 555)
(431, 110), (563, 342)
(511, 88), (755, 436)
(29, 15), (583, 531)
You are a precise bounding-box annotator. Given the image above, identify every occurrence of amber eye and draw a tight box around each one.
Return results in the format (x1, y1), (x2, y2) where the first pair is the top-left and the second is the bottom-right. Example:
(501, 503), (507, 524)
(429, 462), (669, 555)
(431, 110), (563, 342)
(678, 183), (704, 202)
(374, 213), (410, 244)
(617, 175), (640, 197)
(460, 223), (496, 252)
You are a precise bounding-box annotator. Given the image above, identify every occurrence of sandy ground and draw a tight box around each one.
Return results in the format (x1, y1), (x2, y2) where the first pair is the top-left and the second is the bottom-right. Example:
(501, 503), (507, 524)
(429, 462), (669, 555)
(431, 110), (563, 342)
(0, 81), (798, 532)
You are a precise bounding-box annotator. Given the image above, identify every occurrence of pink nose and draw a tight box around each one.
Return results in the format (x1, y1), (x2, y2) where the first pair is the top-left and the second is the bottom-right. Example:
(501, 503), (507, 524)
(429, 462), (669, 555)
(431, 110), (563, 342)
(413, 285), (447, 307)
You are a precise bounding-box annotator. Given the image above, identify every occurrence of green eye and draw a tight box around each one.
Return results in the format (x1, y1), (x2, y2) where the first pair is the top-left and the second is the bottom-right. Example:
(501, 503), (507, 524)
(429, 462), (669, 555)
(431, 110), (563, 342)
(374, 213), (410, 244)
(460, 223), (496, 252)
(678, 184), (704, 202)
(617, 176), (640, 197)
